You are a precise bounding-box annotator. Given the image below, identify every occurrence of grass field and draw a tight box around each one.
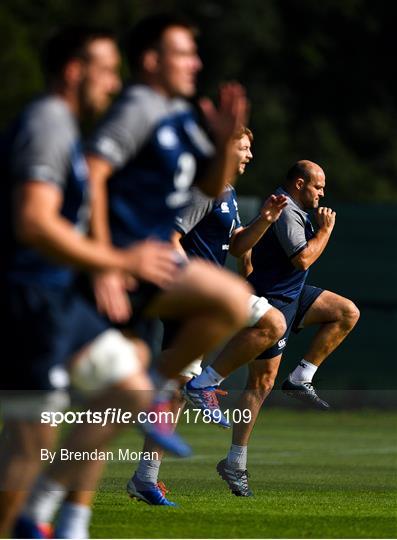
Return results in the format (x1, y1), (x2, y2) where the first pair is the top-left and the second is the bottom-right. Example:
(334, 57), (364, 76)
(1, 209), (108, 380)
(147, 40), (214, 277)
(90, 408), (397, 538)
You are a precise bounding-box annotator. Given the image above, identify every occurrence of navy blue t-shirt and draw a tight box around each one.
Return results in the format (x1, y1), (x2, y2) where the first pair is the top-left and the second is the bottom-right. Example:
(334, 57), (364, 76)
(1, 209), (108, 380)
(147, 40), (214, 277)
(2, 95), (89, 287)
(248, 187), (315, 300)
(88, 85), (215, 247)
(174, 185), (241, 266)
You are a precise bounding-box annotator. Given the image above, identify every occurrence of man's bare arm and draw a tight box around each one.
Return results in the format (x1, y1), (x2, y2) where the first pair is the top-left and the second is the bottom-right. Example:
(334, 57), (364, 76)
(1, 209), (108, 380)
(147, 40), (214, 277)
(16, 181), (179, 284)
(237, 249), (253, 278)
(86, 154), (114, 244)
(291, 207), (336, 271)
(170, 230), (189, 260)
(229, 195), (288, 257)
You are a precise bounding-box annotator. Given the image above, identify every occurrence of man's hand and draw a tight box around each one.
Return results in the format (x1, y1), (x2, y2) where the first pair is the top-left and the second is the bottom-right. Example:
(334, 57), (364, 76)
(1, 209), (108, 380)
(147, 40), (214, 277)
(124, 239), (183, 289)
(315, 207), (336, 232)
(93, 271), (133, 323)
(259, 194), (288, 223)
(199, 82), (249, 146)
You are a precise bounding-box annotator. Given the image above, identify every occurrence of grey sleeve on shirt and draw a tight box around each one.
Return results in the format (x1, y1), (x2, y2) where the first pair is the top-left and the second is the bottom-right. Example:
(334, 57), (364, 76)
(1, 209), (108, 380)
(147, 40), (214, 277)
(174, 187), (214, 235)
(87, 92), (154, 170)
(273, 205), (308, 258)
(11, 102), (75, 188)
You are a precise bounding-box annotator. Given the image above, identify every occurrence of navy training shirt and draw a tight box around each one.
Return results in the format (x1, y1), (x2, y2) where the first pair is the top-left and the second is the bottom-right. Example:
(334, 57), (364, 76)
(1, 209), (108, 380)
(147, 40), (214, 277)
(248, 187), (316, 300)
(1, 95), (89, 287)
(175, 184), (241, 267)
(88, 85), (215, 247)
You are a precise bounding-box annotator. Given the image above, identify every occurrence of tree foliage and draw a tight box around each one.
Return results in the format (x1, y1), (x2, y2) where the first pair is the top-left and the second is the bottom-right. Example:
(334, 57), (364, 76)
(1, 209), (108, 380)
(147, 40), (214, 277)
(1, 0), (396, 201)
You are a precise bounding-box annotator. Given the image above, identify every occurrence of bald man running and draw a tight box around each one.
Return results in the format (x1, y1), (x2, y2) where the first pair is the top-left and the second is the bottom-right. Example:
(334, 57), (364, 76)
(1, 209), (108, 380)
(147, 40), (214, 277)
(215, 160), (360, 496)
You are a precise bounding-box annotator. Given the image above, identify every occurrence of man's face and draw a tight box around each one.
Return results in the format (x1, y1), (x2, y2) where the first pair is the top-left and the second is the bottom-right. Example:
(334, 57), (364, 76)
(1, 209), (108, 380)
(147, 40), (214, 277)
(300, 169), (326, 209)
(156, 26), (202, 97)
(80, 38), (121, 117)
(233, 134), (253, 175)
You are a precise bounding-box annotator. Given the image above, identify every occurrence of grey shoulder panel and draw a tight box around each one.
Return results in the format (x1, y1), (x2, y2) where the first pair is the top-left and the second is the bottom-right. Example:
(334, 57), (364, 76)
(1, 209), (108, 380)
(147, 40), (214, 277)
(11, 96), (77, 187)
(274, 200), (308, 258)
(174, 186), (214, 234)
(88, 85), (176, 168)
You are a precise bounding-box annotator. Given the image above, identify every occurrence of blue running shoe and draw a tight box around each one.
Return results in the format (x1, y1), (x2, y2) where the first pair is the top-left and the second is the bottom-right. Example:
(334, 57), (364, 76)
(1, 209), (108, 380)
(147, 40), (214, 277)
(182, 380), (231, 428)
(281, 375), (330, 410)
(13, 515), (53, 538)
(127, 475), (177, 506)
(139, 399), (192, 458)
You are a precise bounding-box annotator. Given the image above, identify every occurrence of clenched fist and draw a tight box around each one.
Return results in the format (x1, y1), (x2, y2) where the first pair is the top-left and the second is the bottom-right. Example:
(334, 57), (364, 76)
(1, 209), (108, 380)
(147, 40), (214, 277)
(315, 207), (336, 232)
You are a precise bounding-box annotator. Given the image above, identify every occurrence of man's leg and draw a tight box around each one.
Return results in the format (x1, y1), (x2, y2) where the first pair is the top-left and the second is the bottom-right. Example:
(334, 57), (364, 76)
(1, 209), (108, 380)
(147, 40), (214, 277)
(208, 307), (285, 379)
(127, 322), (203, 507)
(231, 356), (282, 447)
(14, 330), (153, 539)
(126, 303), (285, 505)
(0, 419), (58, 537)
(298, 290), (360, 365)
(182, 304), (285, 426)
(217, 356), (282, 497)
(127, 376), (189, 507)
(283, 289), (360, 406)
(146, 260), (252, 380)
(54, 473), (103, 540)
(126, 294), (282, 506)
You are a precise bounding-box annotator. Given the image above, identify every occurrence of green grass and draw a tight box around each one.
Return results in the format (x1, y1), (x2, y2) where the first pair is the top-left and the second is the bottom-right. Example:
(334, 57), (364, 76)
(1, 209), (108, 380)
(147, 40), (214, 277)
(90, 409), (397, 538)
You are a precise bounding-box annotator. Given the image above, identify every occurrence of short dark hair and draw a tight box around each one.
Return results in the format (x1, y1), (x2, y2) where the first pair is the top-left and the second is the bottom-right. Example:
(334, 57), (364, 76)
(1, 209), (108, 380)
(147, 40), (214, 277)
(42, 26), (116, 81)
(285, 161), (312, 184)
(125, 13), (198, 73)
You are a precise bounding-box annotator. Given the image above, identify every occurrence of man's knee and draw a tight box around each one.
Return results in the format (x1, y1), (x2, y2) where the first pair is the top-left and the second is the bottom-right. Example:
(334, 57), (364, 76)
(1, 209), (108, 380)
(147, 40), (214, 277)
(70, 329), (142, 394)
(247, 375), (275, 398)
(254, 308), (286, 347)
(339, 299), (360, 330)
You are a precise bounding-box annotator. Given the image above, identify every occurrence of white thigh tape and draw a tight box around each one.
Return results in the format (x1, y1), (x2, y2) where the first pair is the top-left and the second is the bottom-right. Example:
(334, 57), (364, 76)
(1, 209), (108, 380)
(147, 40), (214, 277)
(70, 329), (140, 393)
(246, 294), (272, 327)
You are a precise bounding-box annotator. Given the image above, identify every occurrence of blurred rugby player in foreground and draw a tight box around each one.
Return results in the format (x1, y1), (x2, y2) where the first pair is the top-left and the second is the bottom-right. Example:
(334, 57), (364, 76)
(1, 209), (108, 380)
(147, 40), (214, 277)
(86, 14), (252, 388)
(0, 26), (180, 538)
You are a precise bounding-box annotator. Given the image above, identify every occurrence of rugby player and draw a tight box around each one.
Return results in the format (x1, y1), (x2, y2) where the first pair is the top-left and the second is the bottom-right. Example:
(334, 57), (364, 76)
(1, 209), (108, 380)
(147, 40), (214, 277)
(213, 160), (360, 496)
(86, 14), (253, 422)
(0, 26), (180, 538)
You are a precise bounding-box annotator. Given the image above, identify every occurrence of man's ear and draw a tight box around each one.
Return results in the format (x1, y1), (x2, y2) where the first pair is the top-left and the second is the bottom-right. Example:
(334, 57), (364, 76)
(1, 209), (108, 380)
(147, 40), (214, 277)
(63, 59), (85, 86)
(142, 49), (160, 74)
(296, 177), (305, 191)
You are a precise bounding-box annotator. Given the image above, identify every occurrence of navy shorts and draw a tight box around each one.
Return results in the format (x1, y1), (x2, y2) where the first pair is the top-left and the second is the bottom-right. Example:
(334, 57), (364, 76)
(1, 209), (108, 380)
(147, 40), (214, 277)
(77, 273), (162, 348)
(257, 285), (324, 360)
(1, 282), (109, 391)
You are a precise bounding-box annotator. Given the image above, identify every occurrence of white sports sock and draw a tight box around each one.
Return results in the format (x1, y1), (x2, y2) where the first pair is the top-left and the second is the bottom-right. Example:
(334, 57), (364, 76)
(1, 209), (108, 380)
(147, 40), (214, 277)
(135, 459), (161, 485)
(190, 366), (224, 388)
(226, 444), (248, 470)
(23, 476), (66, 524)
(55, 502), (91, 539)
(290, 359), (318, 383)
(150, 370), (178, 400)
